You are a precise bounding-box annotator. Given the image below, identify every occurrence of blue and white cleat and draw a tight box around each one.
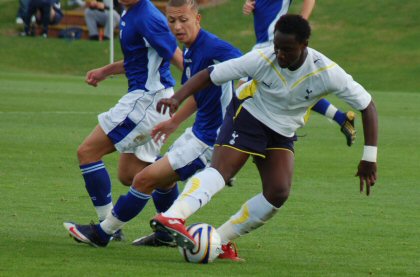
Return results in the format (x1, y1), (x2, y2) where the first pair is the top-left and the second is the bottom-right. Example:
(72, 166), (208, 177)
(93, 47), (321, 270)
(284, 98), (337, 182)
(63, 222), (110, 247)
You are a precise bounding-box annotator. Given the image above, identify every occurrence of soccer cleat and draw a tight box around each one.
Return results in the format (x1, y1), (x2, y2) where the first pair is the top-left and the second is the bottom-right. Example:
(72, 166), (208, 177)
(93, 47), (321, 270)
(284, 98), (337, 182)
(132, 232), (176, 247)
(340, 111), (356, 147)
(63, 222), (110, 247)
(218, 242), (245, 262)
(110, 229), (125, 242)
(150, 214), (196, 250)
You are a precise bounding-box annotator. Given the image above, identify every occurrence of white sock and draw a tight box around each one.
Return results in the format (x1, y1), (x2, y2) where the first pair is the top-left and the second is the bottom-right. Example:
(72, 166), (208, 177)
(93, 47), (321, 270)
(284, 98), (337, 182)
(100, 211), (126, 235)
(217, 193), (279, 244)
(325, 105), (338, 119)
(163, 167), (225, 219)
(96, 203), (113, 222)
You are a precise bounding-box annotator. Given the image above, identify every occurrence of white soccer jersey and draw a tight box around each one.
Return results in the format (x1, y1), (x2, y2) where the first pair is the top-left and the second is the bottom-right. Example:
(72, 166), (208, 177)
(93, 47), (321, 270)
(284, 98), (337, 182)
(210, 47), (372, 137)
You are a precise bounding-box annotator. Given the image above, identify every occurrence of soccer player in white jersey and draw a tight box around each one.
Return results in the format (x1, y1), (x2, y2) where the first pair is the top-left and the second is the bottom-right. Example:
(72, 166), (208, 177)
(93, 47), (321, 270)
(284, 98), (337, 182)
(242, 0), (357, 147)
(63, 0), (183, 244)
(150, 14), (378, 261)
(63, 0), (243, 248)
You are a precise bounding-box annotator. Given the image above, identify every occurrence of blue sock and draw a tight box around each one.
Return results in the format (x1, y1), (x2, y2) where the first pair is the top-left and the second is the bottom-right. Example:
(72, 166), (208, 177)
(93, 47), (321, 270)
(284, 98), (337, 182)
(312, 99), (347, 126)
(112, 187), (151, 222)
(152, 183), (179, 213)
(333, 110), (347, 126)
(80, 161), (112, 206)
(96, 224), (112, 241)
(152, 184), (179, 241)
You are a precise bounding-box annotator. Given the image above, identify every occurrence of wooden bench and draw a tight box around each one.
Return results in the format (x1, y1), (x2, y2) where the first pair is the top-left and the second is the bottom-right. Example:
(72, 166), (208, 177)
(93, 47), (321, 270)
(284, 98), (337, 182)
(36, 0), (220, 39)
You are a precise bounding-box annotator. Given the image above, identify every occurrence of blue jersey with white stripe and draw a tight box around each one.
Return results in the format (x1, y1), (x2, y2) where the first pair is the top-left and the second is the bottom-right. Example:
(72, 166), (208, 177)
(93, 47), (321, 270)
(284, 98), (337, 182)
(181, 29), (242, 146)
(254, 0), (292, 44)
(119, 0), (177, 92)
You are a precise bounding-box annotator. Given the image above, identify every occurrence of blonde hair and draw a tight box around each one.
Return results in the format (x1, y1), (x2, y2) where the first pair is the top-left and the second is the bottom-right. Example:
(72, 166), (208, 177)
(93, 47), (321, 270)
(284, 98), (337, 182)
(167, 0), (199, 12)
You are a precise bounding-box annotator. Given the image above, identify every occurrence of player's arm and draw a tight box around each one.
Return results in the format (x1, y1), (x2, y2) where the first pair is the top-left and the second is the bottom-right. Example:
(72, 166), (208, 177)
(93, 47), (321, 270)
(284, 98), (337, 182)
(300, 0), (316, 20)
(157, 68), (212, 115)
(356, 101), (378, 196)
(85, 60), (125, 87)
(152, 97), (197, 143)
(157, 51), (257, 114)
(171, 47), (184, 71)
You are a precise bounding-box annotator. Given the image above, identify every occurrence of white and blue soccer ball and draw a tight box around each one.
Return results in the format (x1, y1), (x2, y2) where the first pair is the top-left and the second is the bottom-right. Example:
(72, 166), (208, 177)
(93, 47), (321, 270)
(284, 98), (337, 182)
(178, 223), (222, 264)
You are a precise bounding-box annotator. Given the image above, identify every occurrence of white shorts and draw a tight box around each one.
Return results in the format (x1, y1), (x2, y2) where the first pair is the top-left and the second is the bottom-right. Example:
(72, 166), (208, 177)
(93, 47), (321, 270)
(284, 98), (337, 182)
(166, 128), (213, 180)
(98, 88), (173, 163)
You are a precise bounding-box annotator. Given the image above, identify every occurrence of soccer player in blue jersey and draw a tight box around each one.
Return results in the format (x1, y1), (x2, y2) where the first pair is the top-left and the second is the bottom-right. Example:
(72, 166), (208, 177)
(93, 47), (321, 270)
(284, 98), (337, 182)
(242, 0), (356, 146)
(151, 14), (378, 261)
(63, 0), (183, 241)
(63, 0), (243, 248)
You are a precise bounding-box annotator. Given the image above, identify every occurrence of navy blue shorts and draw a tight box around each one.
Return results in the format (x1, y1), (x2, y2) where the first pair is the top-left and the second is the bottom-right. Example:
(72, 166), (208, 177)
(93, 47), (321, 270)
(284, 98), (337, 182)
(215, 98), (297, 158)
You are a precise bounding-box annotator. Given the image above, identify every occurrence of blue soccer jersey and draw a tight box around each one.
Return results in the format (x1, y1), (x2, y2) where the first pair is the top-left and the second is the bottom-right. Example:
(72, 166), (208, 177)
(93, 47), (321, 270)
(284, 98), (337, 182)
(181, 29), (242, 146)
(254, 0), (292, 44)
(119, 0), (177, 92)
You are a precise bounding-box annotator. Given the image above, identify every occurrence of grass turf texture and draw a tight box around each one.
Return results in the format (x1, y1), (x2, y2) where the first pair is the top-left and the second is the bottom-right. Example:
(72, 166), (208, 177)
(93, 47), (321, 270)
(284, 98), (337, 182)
(0, 0), (419, 276)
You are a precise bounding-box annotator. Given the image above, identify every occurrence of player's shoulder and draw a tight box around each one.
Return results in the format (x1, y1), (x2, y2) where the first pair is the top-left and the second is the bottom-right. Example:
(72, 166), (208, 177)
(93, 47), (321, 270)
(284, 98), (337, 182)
(307, 48), (335, 68)
(250, 46), (277, 64)
(133, 0), (167, 26)
(198, 29), (242, 59)
(200, 30), (239, 50)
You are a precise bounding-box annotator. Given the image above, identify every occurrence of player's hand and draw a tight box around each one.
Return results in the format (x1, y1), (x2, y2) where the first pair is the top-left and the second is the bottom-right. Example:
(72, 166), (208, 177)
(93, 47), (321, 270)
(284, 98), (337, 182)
(156, 98), (179, 116)
(355, 160), (377, 196)
(243, 0), (255, 15)
(85, 68), (106, 87)
(151, 119), (179, 143)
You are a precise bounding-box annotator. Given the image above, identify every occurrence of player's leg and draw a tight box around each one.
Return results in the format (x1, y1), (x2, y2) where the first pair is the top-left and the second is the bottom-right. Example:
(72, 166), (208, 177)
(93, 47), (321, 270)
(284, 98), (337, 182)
(64, 89), (174, 247)
(64, 154), (159, 248)
(107, 152), (150, 241)
(152, 103), (272, 249)
(117, 153), (150, 186)
(135, 128), (215, 247)
(217, 149), (294, 260)
(150, 145), (249, 249)
(64, 125), (117, 247)
(311, 98), (356, 146)
(77, 125), (116, 222)
(79, 156), (177, 246)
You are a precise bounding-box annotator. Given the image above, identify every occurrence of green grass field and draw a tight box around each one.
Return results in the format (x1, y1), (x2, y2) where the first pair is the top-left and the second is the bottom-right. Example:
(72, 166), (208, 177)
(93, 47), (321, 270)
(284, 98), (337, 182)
(0, 0), (419, 276)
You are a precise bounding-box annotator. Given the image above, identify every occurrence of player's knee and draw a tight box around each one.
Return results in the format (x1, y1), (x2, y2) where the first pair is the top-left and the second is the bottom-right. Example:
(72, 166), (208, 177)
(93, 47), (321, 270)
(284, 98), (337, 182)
(132, 173), (156, 194)
(117, 172), (132, 186)
(264, 184), (291, 208)
(77, 144), (89, 164)
(77, 143), (100, 165)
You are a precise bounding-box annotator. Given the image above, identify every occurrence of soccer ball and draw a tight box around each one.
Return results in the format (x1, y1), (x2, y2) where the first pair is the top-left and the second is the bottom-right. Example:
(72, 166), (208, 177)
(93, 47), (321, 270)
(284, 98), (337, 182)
(178, 223), (222, 264)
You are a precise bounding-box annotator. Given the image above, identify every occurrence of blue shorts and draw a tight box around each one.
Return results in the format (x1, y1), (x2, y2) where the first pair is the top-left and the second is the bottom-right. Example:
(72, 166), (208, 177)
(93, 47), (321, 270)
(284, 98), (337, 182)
(215, 98), (296, 158)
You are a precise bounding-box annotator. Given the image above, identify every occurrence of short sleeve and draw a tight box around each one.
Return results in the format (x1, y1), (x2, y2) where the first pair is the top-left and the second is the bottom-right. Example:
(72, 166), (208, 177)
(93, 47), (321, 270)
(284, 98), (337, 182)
(141, 17), (177, 61)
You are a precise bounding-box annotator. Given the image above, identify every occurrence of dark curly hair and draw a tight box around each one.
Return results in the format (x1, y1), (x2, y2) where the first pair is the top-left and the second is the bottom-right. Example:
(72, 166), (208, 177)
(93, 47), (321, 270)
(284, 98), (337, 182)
(274, 14), (311, 43)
